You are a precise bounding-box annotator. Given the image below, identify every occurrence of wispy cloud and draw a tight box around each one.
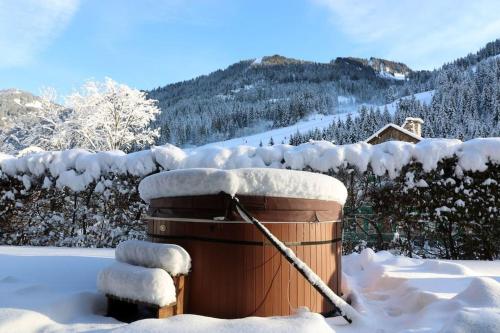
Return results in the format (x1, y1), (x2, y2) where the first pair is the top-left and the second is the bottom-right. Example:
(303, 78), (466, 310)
(0, 0), (79, 68)
(313, 0), (500, 69)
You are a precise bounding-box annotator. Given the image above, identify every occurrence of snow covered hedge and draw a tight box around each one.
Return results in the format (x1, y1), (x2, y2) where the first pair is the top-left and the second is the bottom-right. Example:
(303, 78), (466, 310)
(0, 138), (498, 257)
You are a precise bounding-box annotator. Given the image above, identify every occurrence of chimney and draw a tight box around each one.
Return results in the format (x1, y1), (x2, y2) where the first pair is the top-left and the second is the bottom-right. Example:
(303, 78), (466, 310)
(402, 117), (424, 137)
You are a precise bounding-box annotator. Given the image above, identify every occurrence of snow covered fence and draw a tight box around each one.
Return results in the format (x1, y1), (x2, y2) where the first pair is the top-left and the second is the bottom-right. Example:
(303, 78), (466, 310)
(0, 138), (499, 250)
(1, 138), (499, 187)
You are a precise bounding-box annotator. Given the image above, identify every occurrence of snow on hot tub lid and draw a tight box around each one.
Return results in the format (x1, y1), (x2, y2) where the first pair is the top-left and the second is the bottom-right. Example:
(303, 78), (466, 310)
(139, 168), (347, 204)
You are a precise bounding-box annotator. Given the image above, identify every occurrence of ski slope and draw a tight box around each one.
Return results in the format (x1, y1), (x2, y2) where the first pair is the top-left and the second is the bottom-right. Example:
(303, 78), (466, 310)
(202, 90), (435, 148)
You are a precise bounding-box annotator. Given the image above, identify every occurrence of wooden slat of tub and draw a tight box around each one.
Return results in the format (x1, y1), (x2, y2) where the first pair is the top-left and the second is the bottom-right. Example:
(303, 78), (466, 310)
(329, 223), (338, 291)
(244, 224), (255, 316)
(303, 223), (311, 312)
(195, 223), (207, 315)
(288, 223), (298, 312)
(254, 226), (264, 316)
(319, 223), (326, 312)
(319, 223), (325, 312)
(280, 226), (290, 315)
(178, 222), (191, 313)
(236, 224), (245, 316)
(296, 223), (305, 309)
(326, 223), (333, 312)
(262, 224), (273, 313)
(224, 224), (233, 317)
(220, 224), (233, 316)
(330, 222), (337, 312)
(319, 224), (327, 313)
(239, 226), (246, 316)
(263, 225), (273, 316)
(318, 222), (326, 312)
(327, 223), (335, 311)
(310, 223), (318, 312)
(337, 222), (342, 295)
(319, 223), (327, 312)
(271, 223), (281, 315)
(184, 222), (194, 314)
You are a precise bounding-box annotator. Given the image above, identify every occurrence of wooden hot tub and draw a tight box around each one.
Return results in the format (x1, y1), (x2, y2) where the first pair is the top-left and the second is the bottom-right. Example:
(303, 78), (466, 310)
(139, 168), (346, 319)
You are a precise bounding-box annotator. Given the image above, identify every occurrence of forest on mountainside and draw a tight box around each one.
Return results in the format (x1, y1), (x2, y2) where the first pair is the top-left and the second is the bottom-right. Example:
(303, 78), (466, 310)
(291, 51), (500, 145)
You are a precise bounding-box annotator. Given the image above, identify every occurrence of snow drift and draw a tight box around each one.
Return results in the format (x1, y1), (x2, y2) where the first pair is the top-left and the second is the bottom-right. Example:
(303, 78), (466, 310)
(1, 246), (499, 332)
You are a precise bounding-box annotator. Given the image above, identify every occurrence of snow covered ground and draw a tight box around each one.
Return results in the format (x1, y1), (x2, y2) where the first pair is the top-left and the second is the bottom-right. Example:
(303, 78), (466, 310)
(202, 91), (435, 148)
(0, 246), (498, 332)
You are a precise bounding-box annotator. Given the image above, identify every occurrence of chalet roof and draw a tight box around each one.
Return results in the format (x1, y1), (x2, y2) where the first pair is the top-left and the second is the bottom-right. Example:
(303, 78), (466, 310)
(365, 123), (422, 143)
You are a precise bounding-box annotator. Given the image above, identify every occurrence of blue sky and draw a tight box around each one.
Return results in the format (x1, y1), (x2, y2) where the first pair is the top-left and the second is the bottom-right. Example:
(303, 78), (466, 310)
(1, 0), (500, 96)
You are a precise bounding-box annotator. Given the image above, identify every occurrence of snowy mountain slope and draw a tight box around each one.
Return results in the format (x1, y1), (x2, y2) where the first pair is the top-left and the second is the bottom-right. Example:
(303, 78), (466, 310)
(351, 57), (411, 81)
(0, 246), (498, 332)
(0, 89), (46, 127)
(148, 54), (412, 147)
(203, 90), (435, 148)
(382, 90), (435, 114)
(201, 113), (355, 148)
(148, 39), (500, 147)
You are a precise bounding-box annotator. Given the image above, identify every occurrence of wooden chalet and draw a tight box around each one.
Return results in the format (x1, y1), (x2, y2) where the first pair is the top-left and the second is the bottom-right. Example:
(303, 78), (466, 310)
(366, 117), (424, 144)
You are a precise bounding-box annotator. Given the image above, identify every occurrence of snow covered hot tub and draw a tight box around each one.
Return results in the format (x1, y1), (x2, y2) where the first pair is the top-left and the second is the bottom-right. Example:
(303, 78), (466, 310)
(139, 168), (347, 318)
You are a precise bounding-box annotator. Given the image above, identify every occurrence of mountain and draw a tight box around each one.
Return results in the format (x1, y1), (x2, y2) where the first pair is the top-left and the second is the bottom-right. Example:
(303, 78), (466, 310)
(290, 42), (500, 145)
(0, 89), (44, 127)
(149, 39), (500, 147)
(339, 57), (412, 80)
(251, 55), (308, 66)
(202, 90), (435, 148)
(148, 55), (429, 147)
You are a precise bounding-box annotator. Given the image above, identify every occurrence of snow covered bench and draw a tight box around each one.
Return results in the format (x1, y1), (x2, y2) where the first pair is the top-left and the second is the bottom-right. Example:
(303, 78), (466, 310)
(97, 240), (191, 322)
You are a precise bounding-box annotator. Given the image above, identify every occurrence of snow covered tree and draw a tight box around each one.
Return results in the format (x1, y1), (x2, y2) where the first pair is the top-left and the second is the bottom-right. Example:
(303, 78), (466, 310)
(22, 87), (73, 150)
(0, 87), (72, 152)
(66, 78), (160, 152)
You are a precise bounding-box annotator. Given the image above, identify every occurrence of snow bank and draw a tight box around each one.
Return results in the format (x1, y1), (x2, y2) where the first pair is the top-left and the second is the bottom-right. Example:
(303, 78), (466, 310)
(439, 308), (500, 333)
(116, 240), (191, 276)
(113, 309), (335, 333)
(1, 138), (499, 193)
(97, 262), (176, 307)
(1, 246), (500, 332)
(138, 168), (348, 203)
(453, 277), (500, 308)
(341, 249), (500, 332)
(436, 277), (500, 333)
